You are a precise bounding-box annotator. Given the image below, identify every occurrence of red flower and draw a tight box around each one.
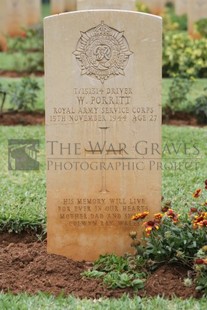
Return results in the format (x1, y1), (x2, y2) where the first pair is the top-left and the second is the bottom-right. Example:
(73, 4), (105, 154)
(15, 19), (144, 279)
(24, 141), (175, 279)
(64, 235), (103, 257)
(195, 258), (207, 265)
(190, 207), (198, 213)
(195, 258), (205, 264)
(21, 31), (27, 38)
(193, 189), (202, 198)
(131, 211), (149, 221)
(205, 180), (207, 189)
(166, 209), (179, 223)
(154, 213), (163, 222)
(193, 212), (207, 228)
(202, 220), (207, 227)
(143, 220), (159, 236)
(161, 206), (169, 213)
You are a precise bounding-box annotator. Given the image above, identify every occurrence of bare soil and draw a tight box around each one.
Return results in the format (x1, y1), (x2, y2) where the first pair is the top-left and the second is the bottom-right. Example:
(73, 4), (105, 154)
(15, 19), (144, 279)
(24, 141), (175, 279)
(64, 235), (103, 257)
(0, 111), (44, 126)
(0, 70), (43, 78)
(162, 111), (199, 127)
(0, 233), (202, 299)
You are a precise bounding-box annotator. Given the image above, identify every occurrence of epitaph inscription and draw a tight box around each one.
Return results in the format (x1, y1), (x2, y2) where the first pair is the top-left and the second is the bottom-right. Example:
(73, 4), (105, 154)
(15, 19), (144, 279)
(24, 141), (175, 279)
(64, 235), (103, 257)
(58, 197), (149, 227)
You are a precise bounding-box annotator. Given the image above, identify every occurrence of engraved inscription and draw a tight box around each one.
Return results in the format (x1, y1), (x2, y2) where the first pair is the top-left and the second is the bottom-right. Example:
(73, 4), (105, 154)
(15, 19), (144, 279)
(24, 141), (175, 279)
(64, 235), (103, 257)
(48, 87), (158, 124)
(57, 197), (149, 227)
(73, 21), (132, 83)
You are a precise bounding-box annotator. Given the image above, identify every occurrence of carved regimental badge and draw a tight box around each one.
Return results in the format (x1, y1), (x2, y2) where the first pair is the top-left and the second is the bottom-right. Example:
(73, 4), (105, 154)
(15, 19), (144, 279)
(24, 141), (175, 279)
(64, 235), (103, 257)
(73, 21), (132, 84)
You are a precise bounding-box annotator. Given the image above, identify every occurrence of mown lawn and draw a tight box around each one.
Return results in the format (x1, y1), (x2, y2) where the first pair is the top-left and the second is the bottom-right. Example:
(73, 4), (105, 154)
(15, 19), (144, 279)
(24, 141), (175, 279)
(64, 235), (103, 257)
(1, 293), (207, 310)
(0, 125), (206, 232)
(1, 2), (207, 309)
(0, 98), (206, 309)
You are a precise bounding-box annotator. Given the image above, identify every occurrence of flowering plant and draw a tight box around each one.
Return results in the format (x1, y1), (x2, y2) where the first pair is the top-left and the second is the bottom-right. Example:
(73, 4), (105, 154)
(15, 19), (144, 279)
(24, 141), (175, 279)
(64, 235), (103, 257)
(130, 180), (207, 268)
(194, 246), (207, 293)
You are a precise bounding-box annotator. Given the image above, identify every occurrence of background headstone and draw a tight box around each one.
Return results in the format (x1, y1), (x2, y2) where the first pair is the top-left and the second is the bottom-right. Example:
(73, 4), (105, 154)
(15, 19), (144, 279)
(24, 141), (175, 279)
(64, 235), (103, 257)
(141, 0), (164, 15)
(25, 0), (41, 26)
(187, 0), (207, 37)
(175, 0), (187, 16)
(0, 0), (7, 50)
(6, 0), (27, 37)
(51, 0), (65, 14)
(77, 0), (137, 11)
(65, 0), (77, 11)
(44, 10), (162, 261)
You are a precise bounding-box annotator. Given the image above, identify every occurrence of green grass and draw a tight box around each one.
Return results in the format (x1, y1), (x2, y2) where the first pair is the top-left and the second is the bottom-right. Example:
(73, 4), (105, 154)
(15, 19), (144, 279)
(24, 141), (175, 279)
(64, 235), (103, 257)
(0, 293), (207, 310)
(42, 2), (51, 19)
(0, 52), (18, 71)
(0, 51), (43, 73)
(0, 51), (37, 73)
(162, 125), (207, 209)
(0, 125), (206, 233)
(1, 4), (207, 308)
(0, 125), (207, 307)
(0, 126), (46, 233)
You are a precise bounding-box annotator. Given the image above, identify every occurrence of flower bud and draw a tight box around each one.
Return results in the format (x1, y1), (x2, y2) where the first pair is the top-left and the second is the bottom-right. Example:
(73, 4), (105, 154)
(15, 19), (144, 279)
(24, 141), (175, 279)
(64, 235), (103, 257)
(129, 231), (137, 239)
(202, 245), (207, 252)
(164, 231), (172, 238)
(131, 240), (141, 247)
(184, 278), (192, 287)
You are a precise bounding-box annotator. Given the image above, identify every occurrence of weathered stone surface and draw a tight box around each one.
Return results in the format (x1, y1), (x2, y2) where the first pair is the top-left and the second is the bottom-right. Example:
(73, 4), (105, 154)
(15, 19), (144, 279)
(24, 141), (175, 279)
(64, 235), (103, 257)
(187, 0), (207, 37)
(0, 1), (7, 50)
(175, 0), (187, 16)
(65, 0), (77, 11)
(44, 11), (162, 261)
(77, 0), (137, 11)
(142, 0), (164, 14)
(6, 0), (26, 37)
(0, 0), (40, 46)
(51, 0), (65, 14)
(25, 0), (41, 26)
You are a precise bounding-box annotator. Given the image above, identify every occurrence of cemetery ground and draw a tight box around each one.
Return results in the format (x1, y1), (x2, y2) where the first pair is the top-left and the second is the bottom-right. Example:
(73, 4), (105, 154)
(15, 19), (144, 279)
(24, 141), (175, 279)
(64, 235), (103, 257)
(1, 3), (207, 309)
(1, 125), (207, 309)
(0, 76), (207, 126)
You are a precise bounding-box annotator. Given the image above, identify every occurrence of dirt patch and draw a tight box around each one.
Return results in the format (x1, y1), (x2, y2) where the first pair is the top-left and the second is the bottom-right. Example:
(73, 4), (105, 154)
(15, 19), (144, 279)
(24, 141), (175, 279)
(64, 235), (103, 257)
(162, 112), (199, 127)
(144, 264), (200, 299)
(0, 233), (202, 299)
(0, 111), (44, 126)
(0, 70), (43, 78)
(162, 118), (198, 127)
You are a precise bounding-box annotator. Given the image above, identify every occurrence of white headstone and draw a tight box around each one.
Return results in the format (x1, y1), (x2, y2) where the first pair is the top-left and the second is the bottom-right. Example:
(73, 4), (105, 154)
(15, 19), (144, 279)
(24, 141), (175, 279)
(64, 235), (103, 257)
(187, 0), (207, 37)
(44, 10), (162, 261)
